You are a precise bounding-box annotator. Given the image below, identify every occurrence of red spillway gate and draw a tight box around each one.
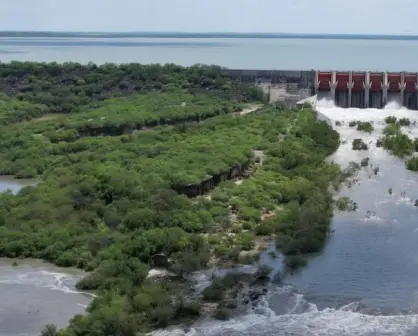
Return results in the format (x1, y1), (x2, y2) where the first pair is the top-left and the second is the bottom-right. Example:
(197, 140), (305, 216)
(352, 72), (366, 92)
(370, 73), (383, 91)
(404, 73), (417, 93)
(336, 72), (349, 91)
(388, 73), (401, 92)
(317, 72), (332, 90)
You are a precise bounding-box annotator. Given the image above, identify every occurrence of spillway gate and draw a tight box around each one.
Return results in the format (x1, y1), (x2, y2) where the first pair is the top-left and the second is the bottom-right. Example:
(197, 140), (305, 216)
(315, 71), (418, 109)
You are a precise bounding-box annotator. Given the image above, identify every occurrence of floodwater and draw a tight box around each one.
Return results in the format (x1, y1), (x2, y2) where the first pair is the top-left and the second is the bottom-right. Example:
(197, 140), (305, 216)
(152, 101), (418, 336)
(0, 182), (94, 336)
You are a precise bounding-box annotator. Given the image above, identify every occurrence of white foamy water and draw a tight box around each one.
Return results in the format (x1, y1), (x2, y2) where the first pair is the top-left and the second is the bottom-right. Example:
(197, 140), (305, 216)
(0, 260), (93, 336)
(151, 286), (418, 336)
(151, 100), (418, 336)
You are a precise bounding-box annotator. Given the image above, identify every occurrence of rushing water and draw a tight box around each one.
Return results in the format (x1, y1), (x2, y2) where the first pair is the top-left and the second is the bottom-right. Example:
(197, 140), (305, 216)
(152, 101), (418, 336)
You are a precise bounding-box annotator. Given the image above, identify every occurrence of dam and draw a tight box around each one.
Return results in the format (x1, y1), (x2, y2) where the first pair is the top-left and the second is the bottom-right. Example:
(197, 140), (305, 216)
(225, 69), (418, 109)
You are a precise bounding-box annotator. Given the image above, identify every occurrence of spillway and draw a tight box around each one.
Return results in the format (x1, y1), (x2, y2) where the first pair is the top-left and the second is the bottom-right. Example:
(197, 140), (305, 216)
(315, 71), (418, 109)
(226, 69), (418, 109)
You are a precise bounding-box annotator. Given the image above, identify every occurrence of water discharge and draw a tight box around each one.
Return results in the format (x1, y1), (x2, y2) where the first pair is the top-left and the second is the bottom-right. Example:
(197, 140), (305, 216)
(152, 100), (418, 336)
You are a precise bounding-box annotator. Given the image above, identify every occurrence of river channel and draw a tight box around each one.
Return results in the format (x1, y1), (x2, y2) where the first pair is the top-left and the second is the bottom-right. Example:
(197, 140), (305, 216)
(153, 101), (418, 336)
(0, 177), (93, 336)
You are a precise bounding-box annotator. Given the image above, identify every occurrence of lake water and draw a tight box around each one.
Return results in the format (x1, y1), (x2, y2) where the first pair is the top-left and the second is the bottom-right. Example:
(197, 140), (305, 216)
(1, 36), (418, 71)
(3, 36), (418, 335)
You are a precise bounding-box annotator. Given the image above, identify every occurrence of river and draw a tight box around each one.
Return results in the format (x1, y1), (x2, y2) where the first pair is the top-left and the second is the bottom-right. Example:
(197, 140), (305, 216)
(152, 101), (418, 336)
(0, 178), (93, 336)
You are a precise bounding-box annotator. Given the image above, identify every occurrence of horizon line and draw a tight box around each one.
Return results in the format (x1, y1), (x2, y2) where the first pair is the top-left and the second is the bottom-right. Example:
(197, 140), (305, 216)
(2, 31), (418, 40)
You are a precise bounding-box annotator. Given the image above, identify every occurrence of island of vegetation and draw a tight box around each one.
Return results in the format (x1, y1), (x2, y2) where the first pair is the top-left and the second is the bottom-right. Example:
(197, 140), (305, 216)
(378, 116), (418, 170)
(0, 62), (341, 335)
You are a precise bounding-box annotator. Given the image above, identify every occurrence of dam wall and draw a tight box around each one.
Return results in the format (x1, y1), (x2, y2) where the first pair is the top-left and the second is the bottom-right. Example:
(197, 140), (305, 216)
(315, 71), (418, 109)
(225, 69), (418, 109)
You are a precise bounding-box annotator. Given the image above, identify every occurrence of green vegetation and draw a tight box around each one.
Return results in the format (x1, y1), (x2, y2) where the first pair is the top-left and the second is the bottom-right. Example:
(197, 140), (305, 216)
(347, 120), (374, 132)
(382, 132), (414, 157)
(44, 93), (244, 139)
(0, 92), (49, 124)
(0, 62), (264, 113)
(385, 116), (397, 124)
(356, 121), (374, 133)
(406, 157), (418, 171)
(352, 138), (368, 150)
(398, 118), (411, 127)
(360, 157), (370, 167)
(383, 123), (401, 136)
(284, 255), (307, 271)
(380, 119), (418, 172)
(0, 62), (341, 335)
(335, 196), (357, 211)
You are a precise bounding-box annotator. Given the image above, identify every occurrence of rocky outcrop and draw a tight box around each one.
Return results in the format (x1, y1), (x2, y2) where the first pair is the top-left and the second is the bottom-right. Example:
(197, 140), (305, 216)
(173, 162), (252, 197)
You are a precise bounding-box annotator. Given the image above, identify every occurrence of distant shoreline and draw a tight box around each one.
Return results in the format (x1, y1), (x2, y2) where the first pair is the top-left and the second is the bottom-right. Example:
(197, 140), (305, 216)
(1, 31), (418, 41)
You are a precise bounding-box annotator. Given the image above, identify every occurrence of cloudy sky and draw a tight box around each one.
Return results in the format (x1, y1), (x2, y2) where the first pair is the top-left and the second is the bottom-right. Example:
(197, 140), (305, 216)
(1, 0), (416, 34)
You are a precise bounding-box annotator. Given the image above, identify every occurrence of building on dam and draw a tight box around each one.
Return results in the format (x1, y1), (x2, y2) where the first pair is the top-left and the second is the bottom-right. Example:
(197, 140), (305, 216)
(225, 69), (418, 109)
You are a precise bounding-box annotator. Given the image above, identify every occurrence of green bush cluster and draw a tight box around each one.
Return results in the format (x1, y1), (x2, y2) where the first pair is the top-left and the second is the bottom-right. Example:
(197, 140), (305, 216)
(42, 93), (243, 139)
(0, 92), (49, 124)
(356, 121), (374, 133)
(0, 62), (341, 335)
(0, 62), (264, 112)
(406, 157), (418, 171)
(385, 116), (397, 124)
(383, 133), (414, 157)
(352, 138), (368, 150)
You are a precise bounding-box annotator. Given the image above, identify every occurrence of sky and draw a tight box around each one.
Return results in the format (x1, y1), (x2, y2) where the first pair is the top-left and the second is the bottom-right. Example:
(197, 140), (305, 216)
(1, 0), (418, 35)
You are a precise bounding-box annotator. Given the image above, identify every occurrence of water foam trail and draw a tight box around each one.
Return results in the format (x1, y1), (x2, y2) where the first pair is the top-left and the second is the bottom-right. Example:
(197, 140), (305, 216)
(150, 286), (418, 336)
(0, 270), (96, 298)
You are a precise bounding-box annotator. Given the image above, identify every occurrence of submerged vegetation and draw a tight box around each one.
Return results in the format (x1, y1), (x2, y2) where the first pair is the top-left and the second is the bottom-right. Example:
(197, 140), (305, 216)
(352, 138), (368, 150)
(356, 121), (374, 133)
(380, 116), (418, 171)
(0, 62), (341, 335)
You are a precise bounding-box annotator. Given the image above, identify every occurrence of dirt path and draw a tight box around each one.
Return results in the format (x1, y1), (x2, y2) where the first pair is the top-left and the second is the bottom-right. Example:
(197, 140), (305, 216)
(238, 103), (263, 115)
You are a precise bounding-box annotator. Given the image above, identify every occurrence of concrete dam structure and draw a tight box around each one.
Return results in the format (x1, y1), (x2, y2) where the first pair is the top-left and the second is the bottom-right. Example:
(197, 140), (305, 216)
(316, 71), (418, 109)
(225, 69), (418, 109)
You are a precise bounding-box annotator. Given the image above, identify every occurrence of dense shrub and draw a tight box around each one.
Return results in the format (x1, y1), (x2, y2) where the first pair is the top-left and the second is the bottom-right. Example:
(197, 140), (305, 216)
(356, 121), (374, 133)
(385, 116), (397, 124)
(352, 139), (368, 150)
(0, 62), (341, 335)
(406, 157), (418, 171)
